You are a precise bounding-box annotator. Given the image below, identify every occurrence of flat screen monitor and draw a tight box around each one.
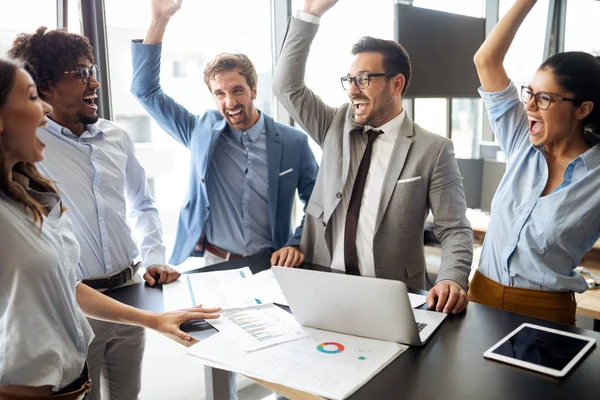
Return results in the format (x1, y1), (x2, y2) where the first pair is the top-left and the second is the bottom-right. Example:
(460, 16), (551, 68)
(395, 5), (485, 98)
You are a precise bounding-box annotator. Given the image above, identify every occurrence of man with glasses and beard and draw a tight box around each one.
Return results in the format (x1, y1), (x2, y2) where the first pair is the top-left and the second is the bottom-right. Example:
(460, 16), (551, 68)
(273, 0), (473, 314)
(9, 27), (180, 400)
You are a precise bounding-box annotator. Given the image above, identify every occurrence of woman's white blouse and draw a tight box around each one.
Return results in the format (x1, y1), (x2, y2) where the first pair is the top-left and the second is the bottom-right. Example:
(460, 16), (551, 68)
(0, 179), (94, 391)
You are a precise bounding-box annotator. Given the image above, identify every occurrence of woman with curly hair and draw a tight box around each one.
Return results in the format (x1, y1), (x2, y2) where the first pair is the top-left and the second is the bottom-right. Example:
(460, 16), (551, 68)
(0, 58), (220, 399)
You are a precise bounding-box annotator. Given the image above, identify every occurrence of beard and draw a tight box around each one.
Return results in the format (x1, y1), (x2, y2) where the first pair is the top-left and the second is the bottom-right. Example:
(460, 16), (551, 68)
(77, 113), (99, 125)
(351, 88), (396, 128)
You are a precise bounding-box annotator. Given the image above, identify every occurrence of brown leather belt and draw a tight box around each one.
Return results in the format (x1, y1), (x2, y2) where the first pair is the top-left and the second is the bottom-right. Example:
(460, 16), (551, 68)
(81, 262), (141, 290)
(0, 363), (91, 400)
(205, 242), (244, 260)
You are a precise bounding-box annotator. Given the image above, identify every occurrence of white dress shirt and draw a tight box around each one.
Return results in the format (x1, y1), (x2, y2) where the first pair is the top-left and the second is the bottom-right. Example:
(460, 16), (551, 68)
(0, 176), (94, 390)
(37, 118), (166, 278)
(330, 111), (406, 276)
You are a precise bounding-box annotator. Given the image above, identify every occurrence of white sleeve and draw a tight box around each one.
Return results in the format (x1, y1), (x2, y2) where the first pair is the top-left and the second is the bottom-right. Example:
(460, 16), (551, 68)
(296, 10), (321, 24)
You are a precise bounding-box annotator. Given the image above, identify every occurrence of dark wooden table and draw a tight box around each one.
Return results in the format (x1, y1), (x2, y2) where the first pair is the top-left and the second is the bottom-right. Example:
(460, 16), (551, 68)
(107, 253), (600, 400)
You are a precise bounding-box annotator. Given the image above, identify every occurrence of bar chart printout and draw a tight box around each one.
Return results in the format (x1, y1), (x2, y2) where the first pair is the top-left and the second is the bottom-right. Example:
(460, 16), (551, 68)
(208, 304), (309, 351)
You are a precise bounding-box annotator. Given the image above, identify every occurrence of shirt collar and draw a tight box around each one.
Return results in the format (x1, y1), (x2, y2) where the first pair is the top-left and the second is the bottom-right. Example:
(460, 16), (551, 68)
(362, 109), (405, 143)
(579, 143), (600, 172)
(228, 111), (265, 143)
(44, 117), (105, 140)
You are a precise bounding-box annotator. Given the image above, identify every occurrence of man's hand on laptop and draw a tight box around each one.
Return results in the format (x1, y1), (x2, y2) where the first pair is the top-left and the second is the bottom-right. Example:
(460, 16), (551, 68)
(426, 280), (468, 314)
(271, 246), (304, 267)
(144, 264), (181, 287)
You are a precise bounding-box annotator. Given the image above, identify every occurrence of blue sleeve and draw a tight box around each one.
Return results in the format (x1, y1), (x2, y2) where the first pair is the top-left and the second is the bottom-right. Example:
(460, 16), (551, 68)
(130, 40), (197, 148)
(479, 81), (530, 162)
(285, 134), (319, 247)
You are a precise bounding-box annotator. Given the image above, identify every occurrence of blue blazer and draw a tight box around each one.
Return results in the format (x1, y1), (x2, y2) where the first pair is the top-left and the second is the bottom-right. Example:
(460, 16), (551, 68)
(131, 41), (318, 265)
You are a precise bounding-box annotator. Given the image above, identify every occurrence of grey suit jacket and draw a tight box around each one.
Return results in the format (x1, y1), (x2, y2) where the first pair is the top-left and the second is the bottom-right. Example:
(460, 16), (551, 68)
(272, 18), (473, 290)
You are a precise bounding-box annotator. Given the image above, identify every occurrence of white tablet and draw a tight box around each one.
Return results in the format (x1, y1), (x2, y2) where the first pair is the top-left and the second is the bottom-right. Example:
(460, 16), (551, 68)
(483, 323), (596, 377)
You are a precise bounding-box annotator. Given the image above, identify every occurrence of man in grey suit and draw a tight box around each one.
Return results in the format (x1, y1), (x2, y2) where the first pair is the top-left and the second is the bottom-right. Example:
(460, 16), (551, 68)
(273, 0), (473, 314)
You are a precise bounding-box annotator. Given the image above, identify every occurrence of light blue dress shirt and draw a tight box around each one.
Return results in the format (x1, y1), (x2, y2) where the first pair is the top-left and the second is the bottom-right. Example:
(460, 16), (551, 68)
(478, 82), (600, 292)
(0, 176), (94, 390)
(205, 112), (273, 255)
(36, 118), (166, 278)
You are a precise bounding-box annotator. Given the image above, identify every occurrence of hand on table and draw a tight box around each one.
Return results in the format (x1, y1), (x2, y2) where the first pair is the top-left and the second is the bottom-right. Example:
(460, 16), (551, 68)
(152, 304), (220, 342)
(144, 264), (181, 287)
(271, 246), (304, 267)
(426, 280), (468, 314)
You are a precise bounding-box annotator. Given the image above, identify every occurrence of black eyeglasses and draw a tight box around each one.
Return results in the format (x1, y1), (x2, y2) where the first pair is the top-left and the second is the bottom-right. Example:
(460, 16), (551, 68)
(63, 64), (98, 84)
(340, 72), (393, 91)
(520, 86), (578, 110)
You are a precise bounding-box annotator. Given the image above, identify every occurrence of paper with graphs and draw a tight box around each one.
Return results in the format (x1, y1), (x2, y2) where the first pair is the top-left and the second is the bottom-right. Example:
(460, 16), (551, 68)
(207, 304), (308, 351)
(188, 329), (407, 400)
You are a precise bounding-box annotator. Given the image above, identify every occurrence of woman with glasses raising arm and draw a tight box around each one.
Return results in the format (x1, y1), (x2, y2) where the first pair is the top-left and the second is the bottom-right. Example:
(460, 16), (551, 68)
(469, 0), (600, 325)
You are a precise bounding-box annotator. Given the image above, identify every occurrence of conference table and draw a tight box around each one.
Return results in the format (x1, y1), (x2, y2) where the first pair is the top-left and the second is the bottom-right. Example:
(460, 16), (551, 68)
(107, 252), (600, 400)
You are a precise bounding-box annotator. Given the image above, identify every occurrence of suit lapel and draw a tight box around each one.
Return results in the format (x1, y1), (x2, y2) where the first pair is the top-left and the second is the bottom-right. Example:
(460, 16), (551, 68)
(265, 117), (282, 235)
(205, 119), (227, 171)
(324, 113), (361, 224)
(375, 115), (414, 232)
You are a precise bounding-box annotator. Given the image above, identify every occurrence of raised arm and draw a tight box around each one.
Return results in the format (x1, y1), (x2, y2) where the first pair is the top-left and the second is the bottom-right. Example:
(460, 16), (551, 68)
(272, 0), (340, 146)
(473, 0), (537, 92)
(144, 0), (182, 44)
(131, 0), (198, 148)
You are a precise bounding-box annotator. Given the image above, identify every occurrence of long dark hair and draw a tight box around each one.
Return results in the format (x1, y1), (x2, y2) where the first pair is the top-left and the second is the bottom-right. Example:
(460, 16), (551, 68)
(540, 52), (600, 135)
(0, 57), (64, 225)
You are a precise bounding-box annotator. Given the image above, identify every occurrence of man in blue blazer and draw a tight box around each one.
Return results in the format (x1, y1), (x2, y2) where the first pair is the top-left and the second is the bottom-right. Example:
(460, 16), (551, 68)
(131, 0), (318, 270)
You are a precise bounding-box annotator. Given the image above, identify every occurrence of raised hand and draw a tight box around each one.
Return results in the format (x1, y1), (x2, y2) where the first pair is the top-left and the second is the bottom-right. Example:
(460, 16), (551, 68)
(303, 0), (339, 17)
(151, 0), (183, 20)
(145, 0), (182, 44)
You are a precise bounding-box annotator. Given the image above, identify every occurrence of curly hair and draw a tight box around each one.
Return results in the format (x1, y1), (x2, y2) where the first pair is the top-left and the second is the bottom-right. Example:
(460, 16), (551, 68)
(0, 57), (65, 226)
(8, 26), (94, 96)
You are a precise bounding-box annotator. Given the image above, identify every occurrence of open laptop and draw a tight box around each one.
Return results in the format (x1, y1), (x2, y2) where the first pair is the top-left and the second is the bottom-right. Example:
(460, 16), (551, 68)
(272, 266), (447, 346)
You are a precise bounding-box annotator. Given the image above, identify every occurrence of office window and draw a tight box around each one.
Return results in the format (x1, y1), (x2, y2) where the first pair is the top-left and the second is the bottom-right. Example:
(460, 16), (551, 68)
(412, 0), (485, 18)
(0, 1), (57, 55)
(499, 0), (550, 88)
(451, 99), (483, 158)
(115, 115), (152, 144)
(414, 99), (448, 137)
(564, 0), (600, 55)
(67, 0), (82, 34)
(104, 0), (273, 253)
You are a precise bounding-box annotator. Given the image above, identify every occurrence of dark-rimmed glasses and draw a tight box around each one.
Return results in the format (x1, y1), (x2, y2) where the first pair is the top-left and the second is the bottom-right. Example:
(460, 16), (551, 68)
(340, 72), (393, 91)
(63, 64), (98, 84)
(520, 86), (578, 110)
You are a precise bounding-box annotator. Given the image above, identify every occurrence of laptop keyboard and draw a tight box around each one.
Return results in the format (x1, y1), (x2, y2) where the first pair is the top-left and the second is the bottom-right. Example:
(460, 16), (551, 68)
(416, 322), (428, 332)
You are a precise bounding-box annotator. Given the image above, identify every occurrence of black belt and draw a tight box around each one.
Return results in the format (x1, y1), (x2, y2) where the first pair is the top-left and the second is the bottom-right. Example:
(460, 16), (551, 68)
(82, 262), (140, 290)
(50, 362), (91, 399)
(0, 363), (92, 400)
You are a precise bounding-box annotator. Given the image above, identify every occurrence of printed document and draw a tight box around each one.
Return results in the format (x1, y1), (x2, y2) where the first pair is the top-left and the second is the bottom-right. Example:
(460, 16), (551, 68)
(207, 304), (309, 351)
(188, 329), (408, 400)
(162, 267), (255, 311)
(221, 268), (289, 306)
